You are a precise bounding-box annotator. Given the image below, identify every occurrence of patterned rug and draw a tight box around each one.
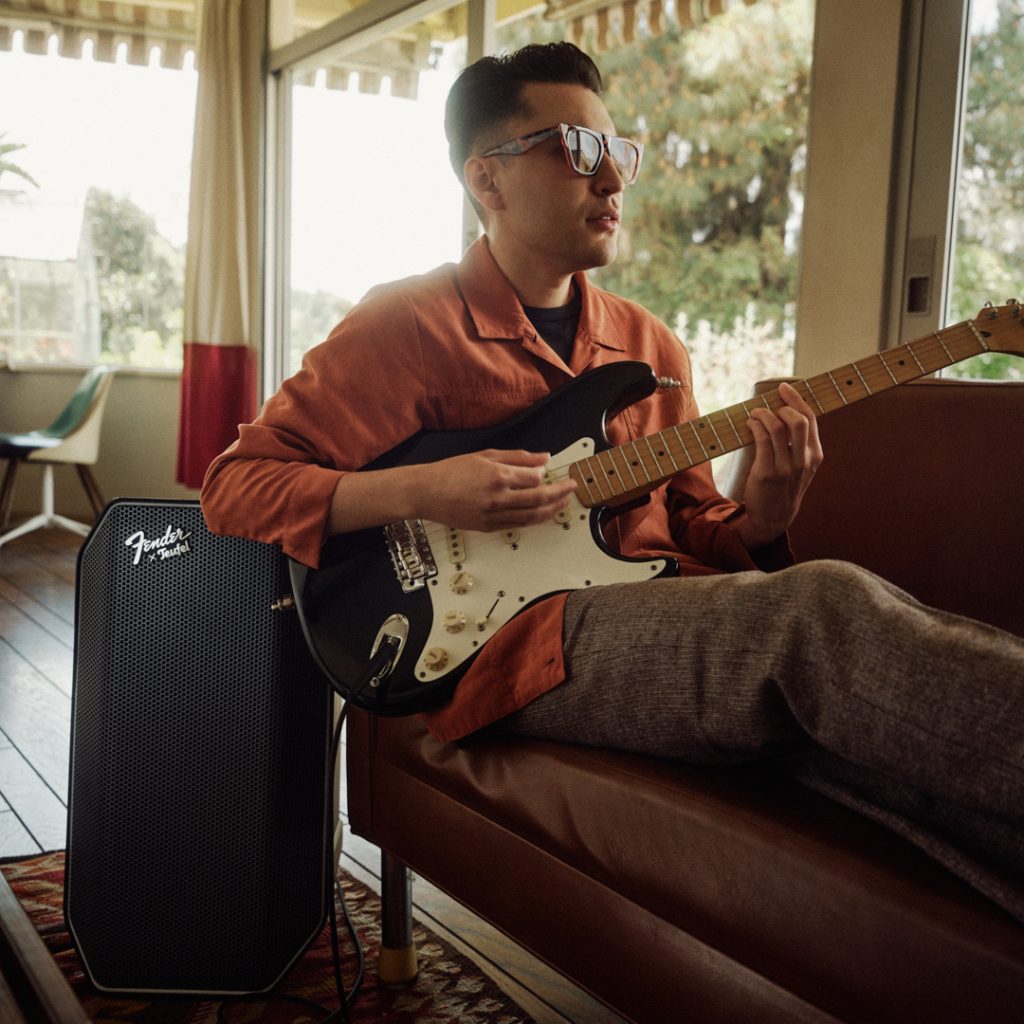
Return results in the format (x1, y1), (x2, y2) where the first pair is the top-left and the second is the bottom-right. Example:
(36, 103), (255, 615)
(2, 851), (534, 1023)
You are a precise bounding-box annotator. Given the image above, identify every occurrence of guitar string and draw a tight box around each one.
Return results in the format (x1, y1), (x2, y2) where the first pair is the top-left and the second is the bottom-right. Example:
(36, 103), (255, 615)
(407, 317), (999, 557)
(411, 330), (971, 554)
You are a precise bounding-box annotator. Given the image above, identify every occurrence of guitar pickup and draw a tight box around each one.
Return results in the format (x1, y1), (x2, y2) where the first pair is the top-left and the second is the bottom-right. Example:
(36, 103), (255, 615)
(446, 528), (465, 564)
(385, 520), (438, 592)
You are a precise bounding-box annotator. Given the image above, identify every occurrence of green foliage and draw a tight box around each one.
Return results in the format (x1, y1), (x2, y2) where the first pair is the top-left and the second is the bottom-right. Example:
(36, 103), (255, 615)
(590, 1), (813, 334)
(0, 133), (39, 189)
(951, 0), (1024, 318)
(289, 289), (353, 375)
(84, 187), (184, 366)
(947, 0), (1024, 380)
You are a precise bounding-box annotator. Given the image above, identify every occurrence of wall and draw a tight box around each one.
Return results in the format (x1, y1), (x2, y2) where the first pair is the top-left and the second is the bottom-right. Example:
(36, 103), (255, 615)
(1, 366), (199, 522)
(794, 0), (907, 376)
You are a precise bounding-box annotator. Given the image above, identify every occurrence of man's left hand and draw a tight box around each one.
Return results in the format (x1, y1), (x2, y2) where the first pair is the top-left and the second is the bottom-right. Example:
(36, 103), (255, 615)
(734, 381), (823, 550)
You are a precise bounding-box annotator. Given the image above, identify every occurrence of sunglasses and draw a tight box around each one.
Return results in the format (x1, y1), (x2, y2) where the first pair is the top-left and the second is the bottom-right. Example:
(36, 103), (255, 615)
(483, 122), (644, 184)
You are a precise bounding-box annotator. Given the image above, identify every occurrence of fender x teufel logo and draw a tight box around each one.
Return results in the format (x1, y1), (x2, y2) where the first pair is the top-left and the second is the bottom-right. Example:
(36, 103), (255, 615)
(125, 526), (192, 565)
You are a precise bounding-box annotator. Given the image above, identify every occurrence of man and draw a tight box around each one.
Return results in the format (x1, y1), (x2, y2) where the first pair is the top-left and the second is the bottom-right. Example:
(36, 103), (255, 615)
(202, 43), (1024, 921)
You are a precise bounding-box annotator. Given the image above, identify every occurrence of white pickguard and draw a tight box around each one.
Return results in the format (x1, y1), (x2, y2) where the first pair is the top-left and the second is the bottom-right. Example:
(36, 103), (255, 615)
(408, 437), (672, 682)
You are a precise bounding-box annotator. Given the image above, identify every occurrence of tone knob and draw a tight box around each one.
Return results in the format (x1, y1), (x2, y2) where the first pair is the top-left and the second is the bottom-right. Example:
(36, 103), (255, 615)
(449, 571), (474, 595)
(554, 509), (571, 525)
(423, 647), (449, 671)
(442, 610), (466, 633)
(501, 530), (521, 545)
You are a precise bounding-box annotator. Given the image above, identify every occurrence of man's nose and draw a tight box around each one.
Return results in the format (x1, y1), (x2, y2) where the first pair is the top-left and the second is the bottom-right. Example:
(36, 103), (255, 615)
(593, 152), (625, 194)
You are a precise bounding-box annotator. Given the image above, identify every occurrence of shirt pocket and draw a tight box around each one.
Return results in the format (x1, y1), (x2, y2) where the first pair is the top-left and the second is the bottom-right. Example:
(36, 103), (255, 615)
(452, 385), (552, 431)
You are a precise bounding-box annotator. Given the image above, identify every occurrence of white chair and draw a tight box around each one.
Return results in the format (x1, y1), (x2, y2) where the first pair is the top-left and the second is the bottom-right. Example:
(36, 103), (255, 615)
(0, 366), (115, 550)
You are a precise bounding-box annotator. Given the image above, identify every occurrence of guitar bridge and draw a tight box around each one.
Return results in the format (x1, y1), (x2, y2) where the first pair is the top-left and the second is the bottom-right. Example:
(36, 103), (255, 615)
(385, 519), (437, 592)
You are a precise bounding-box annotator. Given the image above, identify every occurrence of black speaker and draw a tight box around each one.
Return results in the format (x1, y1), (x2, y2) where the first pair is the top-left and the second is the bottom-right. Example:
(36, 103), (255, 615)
(65, 498), (334, 995)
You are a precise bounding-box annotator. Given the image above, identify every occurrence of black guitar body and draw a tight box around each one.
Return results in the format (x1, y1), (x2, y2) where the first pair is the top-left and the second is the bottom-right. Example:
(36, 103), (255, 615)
(290, 360), (679, 715)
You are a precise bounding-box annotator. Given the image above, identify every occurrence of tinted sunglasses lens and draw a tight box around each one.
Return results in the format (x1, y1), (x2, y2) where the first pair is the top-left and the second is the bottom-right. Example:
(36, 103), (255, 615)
(608, 138), (641, 182)
(565, 127), (603, 174)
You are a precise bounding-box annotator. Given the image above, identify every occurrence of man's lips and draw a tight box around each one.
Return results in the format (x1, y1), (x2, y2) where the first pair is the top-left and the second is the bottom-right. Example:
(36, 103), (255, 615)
(587, 210), (620, 227)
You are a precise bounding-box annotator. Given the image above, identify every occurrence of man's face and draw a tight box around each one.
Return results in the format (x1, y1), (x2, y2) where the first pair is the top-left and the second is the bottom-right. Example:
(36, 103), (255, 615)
(481, 81), (627, 284)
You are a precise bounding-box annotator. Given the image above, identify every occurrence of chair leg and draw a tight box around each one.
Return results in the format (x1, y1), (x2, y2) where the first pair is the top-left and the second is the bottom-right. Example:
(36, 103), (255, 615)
(0, 460), (19, 529)
(0, 465), (91, 552)
(377, 851), (418, 983)
(76, 465), (106, 517)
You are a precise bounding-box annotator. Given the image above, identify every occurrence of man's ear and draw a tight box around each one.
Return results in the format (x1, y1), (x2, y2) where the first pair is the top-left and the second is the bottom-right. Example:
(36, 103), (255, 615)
(463, 156), (505, 214)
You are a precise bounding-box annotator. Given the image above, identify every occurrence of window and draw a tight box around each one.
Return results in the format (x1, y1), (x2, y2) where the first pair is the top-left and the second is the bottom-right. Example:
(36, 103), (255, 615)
(498, 0), (815, 411)
(282, 6), (468, 376)
(893, 0), (1023, 380)
(0, 33), (195, 369)
(946, 0), (1024, 380)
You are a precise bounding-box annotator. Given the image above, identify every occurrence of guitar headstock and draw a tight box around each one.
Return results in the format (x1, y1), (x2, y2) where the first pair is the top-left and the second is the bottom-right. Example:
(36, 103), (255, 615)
(974, 298), (1024, 355)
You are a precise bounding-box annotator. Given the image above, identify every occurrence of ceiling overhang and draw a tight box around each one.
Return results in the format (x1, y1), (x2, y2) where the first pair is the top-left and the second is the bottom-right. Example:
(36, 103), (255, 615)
(0, 0), (762, 97)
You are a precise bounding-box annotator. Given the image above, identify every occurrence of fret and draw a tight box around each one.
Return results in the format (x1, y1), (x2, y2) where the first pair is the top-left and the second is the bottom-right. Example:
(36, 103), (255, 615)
(606, 442), (638, 489)
(670, 426), (696, 468)
(618, 442), (641, 489)
(852, 362), (872, 394)
(573, 462), (598, 505)
(700, 415), (725, 454)
(801, 378), (826, 414)
(688, 422), (710, 460)
(905, 339), (926, 373)
(581, 455), (610, 502)
(600, 450), (626, 498)
(825, 370), (849, 405)
(934, 330), (954, 362)
(967, 318), (991, 350)
(721, 406), (745, 444)
(884, 350), (921, 382)
(652, 431), (682, 472)
(643, 435), (662, 475)
(629, 439), (654, 484)
(569, 305), (1019, 506)
(876, 351), (899, 385)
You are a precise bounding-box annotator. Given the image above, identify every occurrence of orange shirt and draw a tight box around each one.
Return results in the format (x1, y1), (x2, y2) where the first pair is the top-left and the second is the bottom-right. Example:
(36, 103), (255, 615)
(202, 238), (791, 741)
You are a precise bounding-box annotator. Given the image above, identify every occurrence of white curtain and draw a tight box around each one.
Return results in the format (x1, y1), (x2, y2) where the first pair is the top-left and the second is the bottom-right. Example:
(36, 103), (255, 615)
(176, 0), (263, 489)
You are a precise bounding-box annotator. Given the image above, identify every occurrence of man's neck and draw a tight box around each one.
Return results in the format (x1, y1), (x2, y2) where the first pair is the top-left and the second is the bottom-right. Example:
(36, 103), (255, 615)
(486, 236), (575, 308)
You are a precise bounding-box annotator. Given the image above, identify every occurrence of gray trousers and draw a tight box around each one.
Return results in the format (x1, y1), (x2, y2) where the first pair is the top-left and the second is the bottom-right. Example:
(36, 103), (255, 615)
(499, 560), (1024, 921)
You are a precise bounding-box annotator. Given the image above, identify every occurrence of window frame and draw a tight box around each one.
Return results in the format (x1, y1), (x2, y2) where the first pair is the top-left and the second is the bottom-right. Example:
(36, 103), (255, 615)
(262, 0), (487, 397)
(263, 0), (984, 393)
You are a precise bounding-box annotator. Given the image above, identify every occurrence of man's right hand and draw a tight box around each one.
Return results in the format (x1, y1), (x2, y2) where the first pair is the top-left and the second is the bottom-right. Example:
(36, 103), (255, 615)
(328, 449), (577, 536)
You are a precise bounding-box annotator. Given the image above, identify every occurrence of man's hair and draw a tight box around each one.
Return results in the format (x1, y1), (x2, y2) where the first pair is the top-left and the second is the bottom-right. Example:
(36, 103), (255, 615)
(444, 42), (603, 184)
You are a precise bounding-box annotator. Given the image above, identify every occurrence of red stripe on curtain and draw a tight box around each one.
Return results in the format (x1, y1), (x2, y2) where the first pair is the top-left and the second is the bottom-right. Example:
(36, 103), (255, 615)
(176, 342), (257, 489)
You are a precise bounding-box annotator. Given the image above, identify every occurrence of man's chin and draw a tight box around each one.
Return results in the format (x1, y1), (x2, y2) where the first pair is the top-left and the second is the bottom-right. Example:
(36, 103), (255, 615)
(578, 242), (618, 272)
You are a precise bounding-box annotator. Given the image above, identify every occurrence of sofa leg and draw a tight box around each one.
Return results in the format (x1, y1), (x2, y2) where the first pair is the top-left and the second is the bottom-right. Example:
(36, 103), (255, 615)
(377, 850), (418, 983)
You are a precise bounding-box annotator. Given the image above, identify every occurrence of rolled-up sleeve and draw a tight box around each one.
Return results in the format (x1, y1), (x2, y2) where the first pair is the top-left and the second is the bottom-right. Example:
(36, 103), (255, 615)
(201, 289), (428, 567)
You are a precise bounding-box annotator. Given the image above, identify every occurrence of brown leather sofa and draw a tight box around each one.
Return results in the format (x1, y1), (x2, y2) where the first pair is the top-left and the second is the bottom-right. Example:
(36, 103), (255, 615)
(346, 378), (1024, 1023)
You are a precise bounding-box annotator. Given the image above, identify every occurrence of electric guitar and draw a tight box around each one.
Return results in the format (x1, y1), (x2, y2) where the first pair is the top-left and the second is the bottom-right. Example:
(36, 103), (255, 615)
(289, 300), (1024, 715)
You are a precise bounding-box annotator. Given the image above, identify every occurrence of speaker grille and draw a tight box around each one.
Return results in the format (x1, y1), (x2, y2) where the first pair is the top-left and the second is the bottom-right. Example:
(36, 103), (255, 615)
(67, 500), (332, 994)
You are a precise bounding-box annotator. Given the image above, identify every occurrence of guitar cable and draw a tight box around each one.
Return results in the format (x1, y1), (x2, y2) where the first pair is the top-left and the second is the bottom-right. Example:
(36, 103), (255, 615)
(216, 699), (365, 1024)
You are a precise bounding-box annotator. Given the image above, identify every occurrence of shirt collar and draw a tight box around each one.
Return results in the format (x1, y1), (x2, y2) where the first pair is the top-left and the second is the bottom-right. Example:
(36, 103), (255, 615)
(455, 237), (627, 355)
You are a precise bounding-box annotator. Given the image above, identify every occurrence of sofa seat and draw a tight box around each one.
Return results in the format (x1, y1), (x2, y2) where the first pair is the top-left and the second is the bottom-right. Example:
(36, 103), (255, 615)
(347, 378), (1024, 1023)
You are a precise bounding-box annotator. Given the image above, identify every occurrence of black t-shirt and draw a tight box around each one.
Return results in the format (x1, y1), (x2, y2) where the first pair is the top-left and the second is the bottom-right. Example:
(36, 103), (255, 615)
(522, 286), (582, 367)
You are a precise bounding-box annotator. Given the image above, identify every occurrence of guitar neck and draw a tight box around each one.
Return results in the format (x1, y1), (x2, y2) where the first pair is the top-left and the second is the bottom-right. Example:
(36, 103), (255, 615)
(569, 316), (993, 508)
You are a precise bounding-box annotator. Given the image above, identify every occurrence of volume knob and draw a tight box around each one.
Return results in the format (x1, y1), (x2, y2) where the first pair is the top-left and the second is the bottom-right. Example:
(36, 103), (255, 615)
(449, 571), (474, 595)
(423, 647), (449, 671)
(442, 610), (467, 633)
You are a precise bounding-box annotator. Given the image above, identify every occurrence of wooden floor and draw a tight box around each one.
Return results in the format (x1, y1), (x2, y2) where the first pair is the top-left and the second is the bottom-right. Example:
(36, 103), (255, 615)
(0, 528), (627, 1024)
